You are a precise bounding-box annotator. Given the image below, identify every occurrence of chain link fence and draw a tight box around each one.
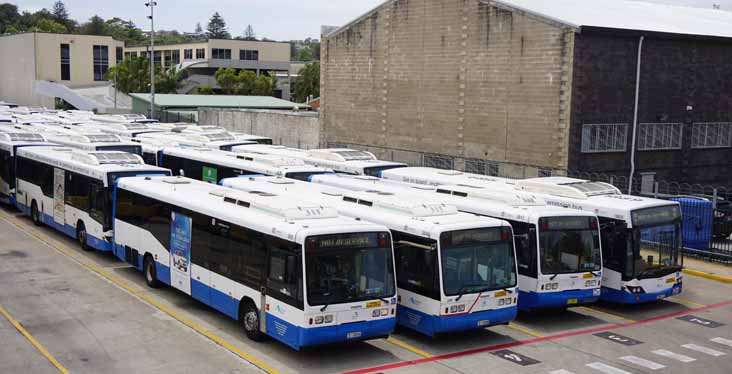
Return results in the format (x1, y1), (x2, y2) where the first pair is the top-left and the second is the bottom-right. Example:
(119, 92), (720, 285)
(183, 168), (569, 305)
(328, 141), (732, 263)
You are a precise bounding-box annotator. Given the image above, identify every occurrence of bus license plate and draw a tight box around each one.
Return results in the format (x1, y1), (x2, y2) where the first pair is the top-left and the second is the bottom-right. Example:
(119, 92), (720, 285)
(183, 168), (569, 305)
(567, 298), (578, 305)
(347, 331), (362, 339)
(366, 301), (381, 308)
(477, 320), (491, 327)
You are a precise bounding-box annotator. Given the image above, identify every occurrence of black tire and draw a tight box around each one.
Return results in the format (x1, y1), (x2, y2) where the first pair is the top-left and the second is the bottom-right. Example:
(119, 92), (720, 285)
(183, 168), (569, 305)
(241, 301), (264, 341)
(31, 201), (42, 226)
(76, 222), (91, 251)
(143, 255), (161, 289)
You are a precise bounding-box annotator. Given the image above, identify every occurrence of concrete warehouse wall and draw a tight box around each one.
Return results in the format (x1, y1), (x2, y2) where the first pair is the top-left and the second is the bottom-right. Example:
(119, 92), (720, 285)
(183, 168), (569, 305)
(320, 0), (572, 175)
(198, 108), (320, 149)
(0, 33), (44, 107)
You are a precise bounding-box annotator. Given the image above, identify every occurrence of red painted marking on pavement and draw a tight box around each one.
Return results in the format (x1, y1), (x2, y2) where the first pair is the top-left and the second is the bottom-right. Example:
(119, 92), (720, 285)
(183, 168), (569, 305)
(344, 300), (732, 374)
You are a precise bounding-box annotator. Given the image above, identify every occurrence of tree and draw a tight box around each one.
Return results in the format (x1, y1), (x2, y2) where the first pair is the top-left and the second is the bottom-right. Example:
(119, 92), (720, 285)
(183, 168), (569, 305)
(105, 56), (150, 94)
(294, 62), (320, 102)
(195, 85), (214, 95)
(254, 73), (278, 96)
(52, 1), (69, 24)
(214, 68), (238, 94)
(297, 46), (314, 62)
(156, 66), (184, 94)
(81, 15), (107, 35)
(243, 24), (256, 41)
(0, 3), (20, 33)
(237, 70), (257, 95)
(106, 18), (145, 44)
(206, 12), (230, 39)
(194, 22), (203, 34)
(33, 18), (67, 33)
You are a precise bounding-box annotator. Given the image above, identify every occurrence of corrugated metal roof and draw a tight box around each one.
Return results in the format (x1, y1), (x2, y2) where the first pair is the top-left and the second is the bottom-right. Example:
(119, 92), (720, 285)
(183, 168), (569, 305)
(491, 0), (732, 38)
(129, 93), (308, 109)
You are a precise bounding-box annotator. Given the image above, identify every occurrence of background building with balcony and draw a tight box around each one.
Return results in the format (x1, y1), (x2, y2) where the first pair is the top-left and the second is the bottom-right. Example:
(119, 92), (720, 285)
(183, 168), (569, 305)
(124, 39), (294, 99)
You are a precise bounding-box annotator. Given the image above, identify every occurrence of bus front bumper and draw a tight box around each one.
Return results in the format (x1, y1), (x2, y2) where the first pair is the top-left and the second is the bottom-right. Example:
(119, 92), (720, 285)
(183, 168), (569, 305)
(266, 313), (396, 350)
(397, 305), (517, 336)
(518, 288), (600, 311)
(600, 283), (682, 304)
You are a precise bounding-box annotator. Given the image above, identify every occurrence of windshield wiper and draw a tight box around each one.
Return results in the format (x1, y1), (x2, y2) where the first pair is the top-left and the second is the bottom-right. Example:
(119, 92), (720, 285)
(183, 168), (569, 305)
(320, 304), (329, 312)
(590, 271), (601, 277)
(549, 273), (560, 281)
(455, 284), (489, 301)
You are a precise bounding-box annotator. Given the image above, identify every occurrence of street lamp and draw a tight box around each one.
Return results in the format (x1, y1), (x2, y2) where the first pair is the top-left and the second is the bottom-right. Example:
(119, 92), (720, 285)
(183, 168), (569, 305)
(146, 1), (157, 119)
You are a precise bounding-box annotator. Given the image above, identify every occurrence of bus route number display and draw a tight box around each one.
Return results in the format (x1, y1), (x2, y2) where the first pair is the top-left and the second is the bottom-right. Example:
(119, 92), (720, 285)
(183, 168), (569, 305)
(315, 234), (378, 249)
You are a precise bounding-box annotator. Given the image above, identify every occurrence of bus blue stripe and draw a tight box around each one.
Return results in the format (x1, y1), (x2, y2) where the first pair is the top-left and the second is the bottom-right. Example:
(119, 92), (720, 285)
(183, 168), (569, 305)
(396, 304), (517, 336)
(600, 284), (682, 304)
(518, 288), (600, 311)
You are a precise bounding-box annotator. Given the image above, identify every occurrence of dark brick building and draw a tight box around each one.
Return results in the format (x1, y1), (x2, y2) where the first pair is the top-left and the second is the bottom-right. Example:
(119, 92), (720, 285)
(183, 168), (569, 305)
(321, 0), (732, 186)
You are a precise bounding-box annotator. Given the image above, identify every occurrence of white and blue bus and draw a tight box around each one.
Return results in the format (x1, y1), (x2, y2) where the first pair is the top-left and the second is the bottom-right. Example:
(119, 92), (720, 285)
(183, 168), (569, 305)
(513, 177), (683, 304)
(312, 174), (603, 312)
(222, 176), (518, 336)
(159, 147), (334, 183)
(0, 132), (56, 205)
(15, 146), (170, 251)
(113, 176), (397, 349)
(231, 145), (408, 177)
(380, 168), (681, 304)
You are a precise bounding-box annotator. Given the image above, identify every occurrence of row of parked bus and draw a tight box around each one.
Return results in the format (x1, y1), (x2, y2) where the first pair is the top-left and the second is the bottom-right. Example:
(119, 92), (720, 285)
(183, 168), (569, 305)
(0, 105), (684, 351)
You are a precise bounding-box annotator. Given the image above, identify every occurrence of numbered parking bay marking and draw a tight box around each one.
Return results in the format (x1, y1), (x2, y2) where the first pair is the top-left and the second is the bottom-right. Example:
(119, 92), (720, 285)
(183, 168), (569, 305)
(677, 315), (724, 328)
(491, 349), (541, 366)
(594, 332), (643, 346)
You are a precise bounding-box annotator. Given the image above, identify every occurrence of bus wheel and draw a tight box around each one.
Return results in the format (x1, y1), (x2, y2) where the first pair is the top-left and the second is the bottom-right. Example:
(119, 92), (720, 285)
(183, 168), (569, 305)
(31, 201), (42, 226)
(76, 222), (91, 251)
(143, 255), (161, 289)
(241, 301), (264, 341)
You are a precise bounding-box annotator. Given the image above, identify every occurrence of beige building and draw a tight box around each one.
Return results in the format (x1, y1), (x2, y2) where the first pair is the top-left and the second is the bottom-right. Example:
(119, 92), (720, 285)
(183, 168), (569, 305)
(125, 39), (294, 99)
(0, 32), (124, 108)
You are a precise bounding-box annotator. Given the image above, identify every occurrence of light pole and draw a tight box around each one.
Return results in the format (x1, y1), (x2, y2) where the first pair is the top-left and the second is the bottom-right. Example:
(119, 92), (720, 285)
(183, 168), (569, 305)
(146, 1), (157, 119)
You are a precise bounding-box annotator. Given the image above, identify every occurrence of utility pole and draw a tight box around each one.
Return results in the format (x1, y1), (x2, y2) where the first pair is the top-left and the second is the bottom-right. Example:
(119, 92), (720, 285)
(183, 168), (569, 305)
(146, 1), (157, 119)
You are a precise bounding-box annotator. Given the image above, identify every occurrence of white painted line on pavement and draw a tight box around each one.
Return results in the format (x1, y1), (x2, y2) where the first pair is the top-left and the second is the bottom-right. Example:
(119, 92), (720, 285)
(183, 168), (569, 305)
(710, 337), (732, 348)
(620, 356), (666, 370)
(652, 349), (697, 363)
(682, 344), (727, 357)
(586, 362), (633, 374)
(550, 370), (576, 374)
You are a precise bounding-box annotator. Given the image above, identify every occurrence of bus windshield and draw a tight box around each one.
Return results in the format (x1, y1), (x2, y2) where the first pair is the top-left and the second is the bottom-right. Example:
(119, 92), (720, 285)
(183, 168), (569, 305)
(440, 228), (517, 296)
(631, 205), (682, 279)
(305, 232), (395, 306)
(539, 216), (601, 275)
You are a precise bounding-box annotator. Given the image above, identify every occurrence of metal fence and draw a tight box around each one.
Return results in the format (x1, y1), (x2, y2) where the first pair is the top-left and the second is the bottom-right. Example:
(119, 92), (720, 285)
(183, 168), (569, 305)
(328, 141), (732, 263)
(153, 110), (197, 123)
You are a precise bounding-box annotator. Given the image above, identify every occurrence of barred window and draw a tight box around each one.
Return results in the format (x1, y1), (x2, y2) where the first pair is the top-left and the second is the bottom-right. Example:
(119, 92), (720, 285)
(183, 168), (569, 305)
(465, 159), (500, 176)
(638, 123), (683, 151)
(423, 154), (454, 170)
(581, 124), (627, 153)
(691, 122), (732, 149)
(538, 168), (552, 178)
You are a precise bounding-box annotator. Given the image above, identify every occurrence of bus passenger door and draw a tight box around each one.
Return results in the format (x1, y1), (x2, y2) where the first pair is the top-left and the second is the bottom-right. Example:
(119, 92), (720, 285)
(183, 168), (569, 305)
(169, 211), (192, 295)
(53, 168), (65, 226)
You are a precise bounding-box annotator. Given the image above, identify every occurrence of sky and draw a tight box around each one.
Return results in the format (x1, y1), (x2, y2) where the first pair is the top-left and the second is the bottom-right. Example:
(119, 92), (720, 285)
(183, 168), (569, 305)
(11, 0), (732, 41)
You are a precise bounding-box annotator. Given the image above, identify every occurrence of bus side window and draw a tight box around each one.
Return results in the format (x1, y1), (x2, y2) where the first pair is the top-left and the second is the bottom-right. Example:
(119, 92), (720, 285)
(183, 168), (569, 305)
(513, 222), (537, 278)
(88, 182), (107, 228)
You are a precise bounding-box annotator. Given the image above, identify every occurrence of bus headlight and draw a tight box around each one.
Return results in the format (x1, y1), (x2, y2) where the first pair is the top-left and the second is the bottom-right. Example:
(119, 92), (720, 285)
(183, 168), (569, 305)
(585, 280), (597, 287)
(324, 315), (333, 323)
(457, 304), (466, 312)
(449, 305), (458, 313)
(499, 299), (505, 306)
(315, 316), (324, 324)
(380, 308), (389, 316)
(372, 309), (380, 317)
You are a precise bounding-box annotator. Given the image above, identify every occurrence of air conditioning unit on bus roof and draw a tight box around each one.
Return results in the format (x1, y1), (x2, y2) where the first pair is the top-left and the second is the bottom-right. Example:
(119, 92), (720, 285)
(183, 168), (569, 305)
(353, 190), (459, 218)
(71, 150), (144, 166)
(222, 190), (339, 221)
(516, 177), (621, 200)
